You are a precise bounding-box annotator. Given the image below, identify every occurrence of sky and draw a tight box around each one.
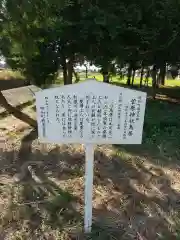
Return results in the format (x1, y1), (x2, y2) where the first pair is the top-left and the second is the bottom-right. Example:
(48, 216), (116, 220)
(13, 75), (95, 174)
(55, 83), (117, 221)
(0, 55), (5, 65)
(75, 61), (100, 72)
(0, 60), (5, 65)
(0, 57), (99, 71)
(75, 64), (100, 72)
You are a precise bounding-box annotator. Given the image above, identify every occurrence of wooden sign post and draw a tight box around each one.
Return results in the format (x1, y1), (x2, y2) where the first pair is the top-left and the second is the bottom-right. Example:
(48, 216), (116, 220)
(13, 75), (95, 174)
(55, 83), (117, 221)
(35, 79), (147, 233)
(84, 143), (94, 232)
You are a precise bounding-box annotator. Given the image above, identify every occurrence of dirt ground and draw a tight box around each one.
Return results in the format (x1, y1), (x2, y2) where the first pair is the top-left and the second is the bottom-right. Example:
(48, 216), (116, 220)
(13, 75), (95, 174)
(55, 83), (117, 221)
(1, 102), (180, 240)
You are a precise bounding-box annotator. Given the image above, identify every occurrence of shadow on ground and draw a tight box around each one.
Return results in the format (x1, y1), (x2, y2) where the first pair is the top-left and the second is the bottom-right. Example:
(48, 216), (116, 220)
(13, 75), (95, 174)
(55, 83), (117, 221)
(112, 81), (180, 104)
(116, 97), (180, 168)
(0, 79), (28, 91)
(0, 125), (180, 239)
(1, 88), (180, 239)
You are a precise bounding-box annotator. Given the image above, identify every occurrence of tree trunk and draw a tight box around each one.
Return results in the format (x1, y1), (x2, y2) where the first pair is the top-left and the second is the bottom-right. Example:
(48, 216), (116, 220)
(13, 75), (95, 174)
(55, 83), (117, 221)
(62, 57), (68, 85)
(131, 69), (136, 86)
(145, 68), (150, 87)
(73, 67), (80, 82)
(140, 67), (144, 88)
(103, 73), (109, 83)
(159, 62), (166, 85)
(0, 91), (37, 128)
(85, 65), (88, 78)
(119, 70), (123, 80)
(127, 64), (132, 86)
(67, 58), (73, 85)
(152, 65), (157, 99)
(101, 65), (109, 83)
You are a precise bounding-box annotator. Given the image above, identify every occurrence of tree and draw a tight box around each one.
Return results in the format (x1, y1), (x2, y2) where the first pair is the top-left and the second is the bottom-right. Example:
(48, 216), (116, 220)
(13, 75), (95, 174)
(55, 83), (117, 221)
(2, 0), (180, 127)
(139, 62), (144, 88)
(0, 0), (84, 125)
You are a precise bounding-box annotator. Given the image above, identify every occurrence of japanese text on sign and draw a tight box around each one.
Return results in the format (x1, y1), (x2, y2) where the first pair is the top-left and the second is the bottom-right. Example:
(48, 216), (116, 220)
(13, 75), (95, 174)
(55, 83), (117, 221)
(36, 80), (146, 144)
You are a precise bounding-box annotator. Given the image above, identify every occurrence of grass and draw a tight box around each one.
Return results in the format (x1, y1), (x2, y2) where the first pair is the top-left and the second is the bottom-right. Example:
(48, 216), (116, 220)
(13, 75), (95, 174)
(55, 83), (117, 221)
(1, 96), (180, 239)
(1, 71), (180, 239)
(88, 72), (180, 87)
(1, 68), (180, 89)
(0, 69), (25, 81)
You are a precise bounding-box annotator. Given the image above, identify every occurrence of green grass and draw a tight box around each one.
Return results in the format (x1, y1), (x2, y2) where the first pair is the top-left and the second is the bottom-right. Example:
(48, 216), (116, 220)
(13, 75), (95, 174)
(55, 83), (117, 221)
(1, 69), (180, 89)
(120, 99), (180, 163)
(88, 73), (180, 87)
(54, 71), (180, 91)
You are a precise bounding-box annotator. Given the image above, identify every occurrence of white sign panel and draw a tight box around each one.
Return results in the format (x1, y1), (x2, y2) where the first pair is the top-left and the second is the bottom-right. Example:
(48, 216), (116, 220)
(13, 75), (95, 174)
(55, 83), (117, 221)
(35, 80), (146, 145)
(36, 79), (147, 233)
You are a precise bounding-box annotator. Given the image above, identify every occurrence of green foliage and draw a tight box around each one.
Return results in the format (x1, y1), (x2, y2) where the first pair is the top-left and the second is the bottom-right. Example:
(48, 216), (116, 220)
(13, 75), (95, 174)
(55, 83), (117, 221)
(1, 0), (180, 85)
(0, 0), (84, 85)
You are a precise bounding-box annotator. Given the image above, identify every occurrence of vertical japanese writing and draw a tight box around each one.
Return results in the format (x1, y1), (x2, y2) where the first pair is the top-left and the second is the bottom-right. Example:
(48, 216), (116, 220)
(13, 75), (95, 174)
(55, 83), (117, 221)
(117, 93), (122, 130)
(40, 106), (46, 137)
(45, 97), (49, 123)
(61, 95), (66, 137)
(73, 95), (78, 131)
(123, 105), (128, 139)
(128, 99), (136, 137)
(102, 96), (108, 139)
(55, 95), (60, 123)
(79, 98), (84, 138)
(97, 96), (102, 137)
(90, 95), (97, 138)
(61, 95), (66, 108)
(85, 95), (90, 123)
(136, 96), (142, 121)
(37, 87), (146, 144)
(67, 95), (72, 137)
(108, 102), (114, 138)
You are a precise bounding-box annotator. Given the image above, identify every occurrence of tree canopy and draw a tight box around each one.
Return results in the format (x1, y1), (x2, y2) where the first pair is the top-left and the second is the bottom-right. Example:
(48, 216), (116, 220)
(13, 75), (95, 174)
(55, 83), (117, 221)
(1, 0), (180, 85)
